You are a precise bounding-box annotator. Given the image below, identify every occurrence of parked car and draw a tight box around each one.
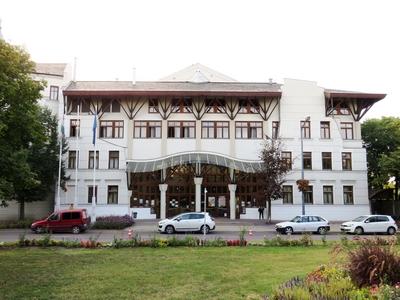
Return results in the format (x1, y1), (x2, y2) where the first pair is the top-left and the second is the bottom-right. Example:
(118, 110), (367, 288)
(31, 209), (90, 234)
(340, 215), (397, 235)
(158, 212), (216, 234)
(275, 215), (330, 235)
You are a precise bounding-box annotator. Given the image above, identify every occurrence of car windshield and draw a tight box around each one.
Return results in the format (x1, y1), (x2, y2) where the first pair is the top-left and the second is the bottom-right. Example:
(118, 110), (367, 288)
(290, 216), (301, 222)
(352, 216), (368, 222)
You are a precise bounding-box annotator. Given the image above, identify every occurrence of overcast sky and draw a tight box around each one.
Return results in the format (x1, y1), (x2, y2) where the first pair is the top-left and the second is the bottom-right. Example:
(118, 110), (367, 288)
(1, 0), (399, 120)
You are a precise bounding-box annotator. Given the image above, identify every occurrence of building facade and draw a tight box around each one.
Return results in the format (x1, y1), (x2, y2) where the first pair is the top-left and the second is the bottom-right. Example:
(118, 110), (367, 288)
(60, 64), (385, 221)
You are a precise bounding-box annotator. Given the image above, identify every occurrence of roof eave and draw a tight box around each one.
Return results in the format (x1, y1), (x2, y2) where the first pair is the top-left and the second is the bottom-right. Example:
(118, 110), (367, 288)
(325, 92), (386, 101)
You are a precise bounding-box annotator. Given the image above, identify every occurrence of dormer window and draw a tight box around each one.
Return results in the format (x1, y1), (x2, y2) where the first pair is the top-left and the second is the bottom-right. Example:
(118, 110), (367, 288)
(238, 98), (259, 113)
(205, 98), (225, 113)
(171, 98), (192, 113)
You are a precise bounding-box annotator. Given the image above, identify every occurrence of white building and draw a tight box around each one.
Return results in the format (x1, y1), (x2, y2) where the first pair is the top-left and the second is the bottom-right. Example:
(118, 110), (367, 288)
(0, 63), (71, 220)
(59, 64), (385, 221)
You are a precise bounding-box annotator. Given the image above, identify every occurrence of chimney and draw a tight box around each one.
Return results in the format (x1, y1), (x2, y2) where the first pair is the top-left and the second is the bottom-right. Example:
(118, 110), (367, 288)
(132, 67), (136, 85)
(269, 78), (273, 84)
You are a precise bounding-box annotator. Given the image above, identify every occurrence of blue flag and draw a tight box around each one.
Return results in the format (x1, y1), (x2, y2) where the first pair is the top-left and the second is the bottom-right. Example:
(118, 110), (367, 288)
(92, 113), (97, 145)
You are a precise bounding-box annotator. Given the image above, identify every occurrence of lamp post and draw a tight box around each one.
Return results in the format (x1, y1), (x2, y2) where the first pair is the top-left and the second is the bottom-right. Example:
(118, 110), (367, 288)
(300, 116), (310, 215)
(203, 188), (207, 239)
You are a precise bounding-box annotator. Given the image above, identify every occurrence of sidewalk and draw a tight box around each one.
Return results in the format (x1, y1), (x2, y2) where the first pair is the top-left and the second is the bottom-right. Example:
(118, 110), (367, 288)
(131, 218), (343, 233)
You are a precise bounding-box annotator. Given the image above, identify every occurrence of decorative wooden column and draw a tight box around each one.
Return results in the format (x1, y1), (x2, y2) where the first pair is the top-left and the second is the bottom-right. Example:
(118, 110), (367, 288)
(228, 184), (237, 220)
(194, 177), (203, 212)
(159, 184), (168, 219)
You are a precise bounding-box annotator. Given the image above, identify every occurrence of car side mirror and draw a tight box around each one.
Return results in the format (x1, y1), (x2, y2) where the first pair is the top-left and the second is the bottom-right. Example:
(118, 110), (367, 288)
(365, 220), (369, 223)
(176, 218), (181, 222)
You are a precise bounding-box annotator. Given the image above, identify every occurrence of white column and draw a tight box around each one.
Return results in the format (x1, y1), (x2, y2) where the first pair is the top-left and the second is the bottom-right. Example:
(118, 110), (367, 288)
(228, 184), (237, 220)
(194, 177), (203, 212)
(159, 184), (168, 219)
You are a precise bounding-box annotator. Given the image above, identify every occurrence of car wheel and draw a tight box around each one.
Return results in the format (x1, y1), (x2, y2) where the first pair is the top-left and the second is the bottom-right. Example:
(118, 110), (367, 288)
(200, 225), (210, 234)
(284, 227), (293, 235)
(318, 227), (327, 235)
(72, 226), (81, 234)
(165, 225), (175, 234)
(35, 227), (43, 234)
(387, 227), (396, 235)
(354, 227), (364, 235)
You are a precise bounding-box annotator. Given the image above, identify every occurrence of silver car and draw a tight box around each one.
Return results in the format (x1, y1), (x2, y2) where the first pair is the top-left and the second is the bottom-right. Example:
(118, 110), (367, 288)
(158, 212), (216, 234)
(275, 215), (330, 235)
(341, 215), (397, 235)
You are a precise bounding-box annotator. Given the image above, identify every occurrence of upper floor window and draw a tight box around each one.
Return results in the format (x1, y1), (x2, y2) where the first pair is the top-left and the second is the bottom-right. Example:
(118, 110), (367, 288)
(320, 121), (330, 139)
(68, 151), (78, 169)
(301, 121), (311, 139)
(322, 152), (332, 170)
(49, 86), (59, 100)
(70, 119), (80, 137)
(205, 98), (225, 113)
(304, 186), (313, 204)
(281, 152), (292, 170)
(343, 186), (354, 204)
(102, 99), (120, 113)
(171, 98), (192, 113)
(108, 151), (119, 169)
(89, 151), (99, 169)
(323, 186), (334, 204)
(341, 122), (354, 140)
(303, 152), (312, 170)
(167, 121), (195, 138)
(100, 121), (124, 138)
(202, 121), (229, 139)
(332, 103), (350, 115)
(282, 185), (293, 204)
(342, 152), (352, 170)
(107, 185), (119, 204)
(272, 121), (279, 139)
(149, 99), (159, 113)
(134, 121), (161, 138)
(238, 99), (260, 114)
(235, 122), (262, 139)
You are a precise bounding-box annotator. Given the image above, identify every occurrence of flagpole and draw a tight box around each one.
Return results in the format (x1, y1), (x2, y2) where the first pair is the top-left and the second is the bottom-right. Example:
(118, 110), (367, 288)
(74, 105), (80, 208)
(56, 115), (64, 212)
(91, 106), (97, 223)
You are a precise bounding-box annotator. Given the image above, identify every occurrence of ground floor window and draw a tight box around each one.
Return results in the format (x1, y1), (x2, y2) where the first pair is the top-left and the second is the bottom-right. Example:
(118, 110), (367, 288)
(323, 185), (334, 204)
(107, 185), (118, 204)
(304, 186), (313, 204)
(282, 185), (293, 204)
(343, 186), (354, 204)
(88, 186), (98, 203)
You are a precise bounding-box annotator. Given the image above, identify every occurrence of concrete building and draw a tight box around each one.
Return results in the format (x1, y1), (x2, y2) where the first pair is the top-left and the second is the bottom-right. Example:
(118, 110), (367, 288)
(59, 64), (385, 221)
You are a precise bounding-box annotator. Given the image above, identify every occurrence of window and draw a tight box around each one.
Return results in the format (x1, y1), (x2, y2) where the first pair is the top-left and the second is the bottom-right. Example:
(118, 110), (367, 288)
(322, 152), (332, 170)
(342, 152), (352, 170)
(205, 98), (225, 113)
(149, 99), (159, 113)
(88, 186), (98, 203)
(343, 186), (354, 204)
(304, 186), (313, 204)
(301, 121), (311, 139)
(49, 86), (59, 100)
(333, 103), (350, 115)
(134, 121), (161, 138)
(89, 151), (99, 169)
(272, 121), (279, 139)
(107, 185), (118, 204)
(323, 186), (334, 204)
(283, 186), (293, 204)
(100, 121), (124, 138)
(235, 122), (262, 139)
(108, 151), (119, 169)
(341, 122), (354, 140)
(171, 98), (192, 113)
(282, 152), (292, 170)
(320, 121), (330, 139)
(69, 119), (80, 137)
(167, 121), (195, 138)
(102, 100), (120, 113)
(303, 152), (312, 169)
(202, 121), (229, 139)
(68, 151), (78, 169)
(238, 99), (260, 113)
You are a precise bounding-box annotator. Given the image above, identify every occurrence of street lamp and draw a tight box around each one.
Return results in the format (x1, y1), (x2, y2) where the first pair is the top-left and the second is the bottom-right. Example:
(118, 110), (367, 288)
(203, 188), (207, 239)
(300, 116), (310, 215)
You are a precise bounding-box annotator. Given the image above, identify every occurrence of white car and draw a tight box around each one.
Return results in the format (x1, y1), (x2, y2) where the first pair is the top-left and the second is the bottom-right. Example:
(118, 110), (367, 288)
(158, 212), (216, 234)
(340, 215), (397, 235)
(275, 215), (330, 235)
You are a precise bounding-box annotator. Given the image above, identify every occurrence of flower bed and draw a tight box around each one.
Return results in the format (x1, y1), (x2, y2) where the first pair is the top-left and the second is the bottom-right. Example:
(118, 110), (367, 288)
(91, 215), (134, 229)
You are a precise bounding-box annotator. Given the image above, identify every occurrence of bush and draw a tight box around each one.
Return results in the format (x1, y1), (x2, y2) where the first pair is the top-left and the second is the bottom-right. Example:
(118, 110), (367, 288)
(0, 219), (34, 229)
(92, 215), (134, 229)
(347, 240), (400, 287)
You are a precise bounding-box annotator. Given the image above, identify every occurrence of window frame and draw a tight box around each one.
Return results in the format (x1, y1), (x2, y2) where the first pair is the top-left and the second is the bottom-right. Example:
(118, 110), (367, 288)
(70, 119), (80, 137)
(342, 152), (352, 170)
(320, 121), (330, 139)
(322, 152), (332, 170)
(148, 99), (159, 113)
(282, 185), (293, 204)
(303, 152), (312, 170)
(341, 122), (354, 140)
(343, 185), (354, 205)
(99, 120), (124, 139)
(134, 121), (162, 138)
(272, 121), (280, 139)
(281, 152), (292, 170)
(107, 185), (119, 204)
(88, 150), (99, 169)
(323, 185), (334, 204)
(88, 186), (98, 204)
(167, 121), (196, 139)
(49, 86), (59, 100)
(201, 121), (229, 139)
(301, 120), (311, 139)
(235, 121), (263, 139)
(68, 150), (78, 169)
(108, 151), (119, 169)
(171, 98), (192, 113)
(304, 186), (313, 204)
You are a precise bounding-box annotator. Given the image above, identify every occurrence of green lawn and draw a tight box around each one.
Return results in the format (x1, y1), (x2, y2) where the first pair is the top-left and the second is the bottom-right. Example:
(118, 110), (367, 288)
(0, 247), (331, 300)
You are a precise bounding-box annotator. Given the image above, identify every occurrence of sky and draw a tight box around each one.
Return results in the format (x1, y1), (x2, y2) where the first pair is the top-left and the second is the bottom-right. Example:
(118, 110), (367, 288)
(1, 0), (399, 120)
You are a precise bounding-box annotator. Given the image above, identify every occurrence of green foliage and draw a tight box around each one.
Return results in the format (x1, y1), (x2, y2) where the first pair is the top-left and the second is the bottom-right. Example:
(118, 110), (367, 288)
(264, 233), (314, 247)
(0, 219), (33, 229)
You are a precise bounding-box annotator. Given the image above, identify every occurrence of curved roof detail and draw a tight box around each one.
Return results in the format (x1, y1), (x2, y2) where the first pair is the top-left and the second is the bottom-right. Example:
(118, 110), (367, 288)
(126, 151), (263, 173)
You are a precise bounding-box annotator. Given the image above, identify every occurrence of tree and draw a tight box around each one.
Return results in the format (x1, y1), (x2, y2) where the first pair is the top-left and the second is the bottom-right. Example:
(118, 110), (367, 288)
(258, 139), (290, 223)
(0, 40), (68, 219)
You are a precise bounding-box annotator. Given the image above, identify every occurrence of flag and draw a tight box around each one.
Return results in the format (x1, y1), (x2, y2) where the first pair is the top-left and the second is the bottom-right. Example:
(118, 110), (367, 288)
(92, 113), (97, 145)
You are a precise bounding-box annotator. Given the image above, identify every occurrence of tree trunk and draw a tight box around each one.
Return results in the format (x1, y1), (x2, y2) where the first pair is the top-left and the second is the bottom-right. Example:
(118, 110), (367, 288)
(266, 199), (272, 223)
(19, 200), (25, 220)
